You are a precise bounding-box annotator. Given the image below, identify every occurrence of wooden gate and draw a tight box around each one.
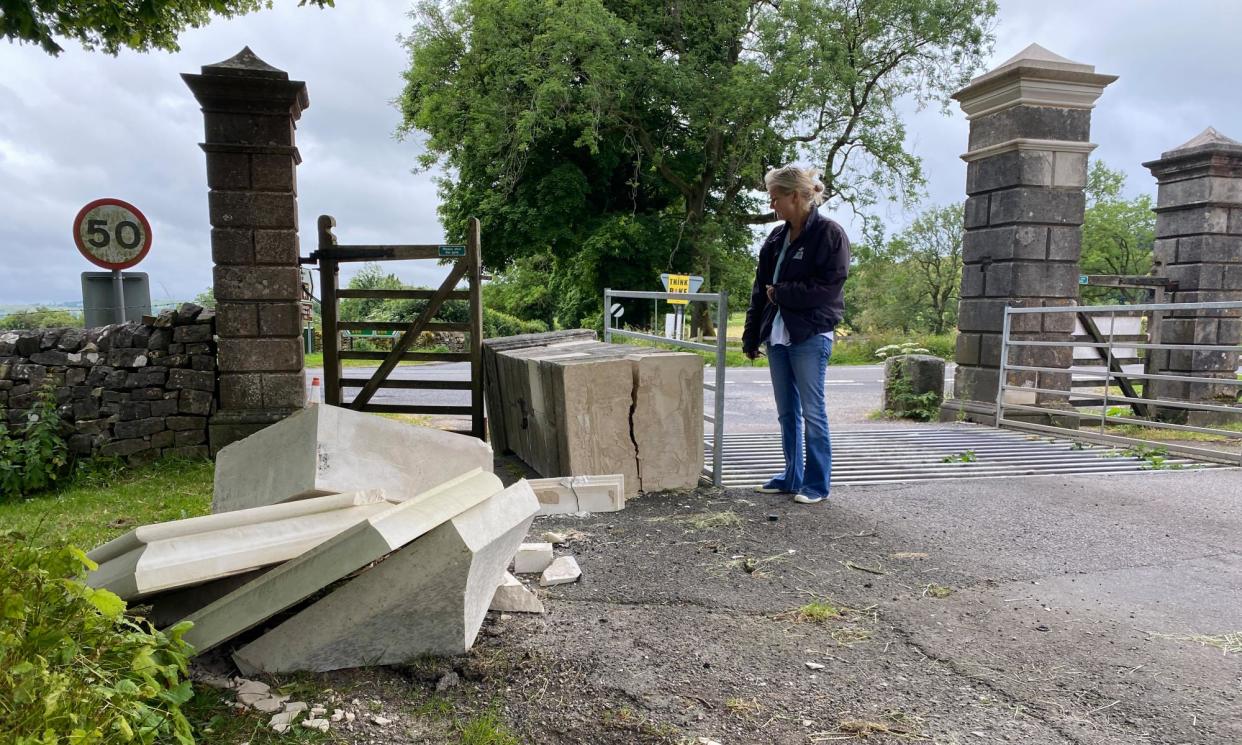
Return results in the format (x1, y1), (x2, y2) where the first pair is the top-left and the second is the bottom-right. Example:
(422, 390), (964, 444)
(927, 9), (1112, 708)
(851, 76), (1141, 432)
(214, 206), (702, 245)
(309, 214), (484, 438)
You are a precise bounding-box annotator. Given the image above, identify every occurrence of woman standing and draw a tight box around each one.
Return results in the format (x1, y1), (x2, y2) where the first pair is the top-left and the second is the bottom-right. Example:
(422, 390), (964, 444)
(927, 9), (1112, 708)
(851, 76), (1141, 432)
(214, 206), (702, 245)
(741, 165), (850, 504)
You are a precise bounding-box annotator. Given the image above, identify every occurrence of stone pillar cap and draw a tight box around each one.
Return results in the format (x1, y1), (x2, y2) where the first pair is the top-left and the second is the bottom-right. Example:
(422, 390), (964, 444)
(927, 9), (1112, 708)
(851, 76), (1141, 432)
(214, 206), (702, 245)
(183, 47), (309, 118)
(953, 43), (1117, 119)
(1143, 127), (1242, 176)
(1162, 127), (1242, 158)
(201, 46), (289, 79)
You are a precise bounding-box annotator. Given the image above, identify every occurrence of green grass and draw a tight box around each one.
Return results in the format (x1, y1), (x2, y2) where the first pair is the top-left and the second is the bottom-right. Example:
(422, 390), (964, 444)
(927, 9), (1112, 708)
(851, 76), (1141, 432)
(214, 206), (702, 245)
(304, 350), (447, 368)
(0, 457), (213, 550)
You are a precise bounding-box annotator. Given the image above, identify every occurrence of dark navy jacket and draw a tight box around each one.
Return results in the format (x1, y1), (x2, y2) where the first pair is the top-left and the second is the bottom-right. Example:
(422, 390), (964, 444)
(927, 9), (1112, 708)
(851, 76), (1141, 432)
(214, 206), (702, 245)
(741, 209), (850, 355)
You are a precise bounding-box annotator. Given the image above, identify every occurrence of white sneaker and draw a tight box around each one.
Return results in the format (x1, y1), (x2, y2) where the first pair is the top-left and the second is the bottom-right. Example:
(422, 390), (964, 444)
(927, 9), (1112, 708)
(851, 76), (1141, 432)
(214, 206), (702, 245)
(793, 493), (827, 504)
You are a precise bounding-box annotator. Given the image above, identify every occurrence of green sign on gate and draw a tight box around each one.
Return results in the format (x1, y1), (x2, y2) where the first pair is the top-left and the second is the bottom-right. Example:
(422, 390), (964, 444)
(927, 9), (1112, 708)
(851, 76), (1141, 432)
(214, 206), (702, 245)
(438, 244), (467, 257)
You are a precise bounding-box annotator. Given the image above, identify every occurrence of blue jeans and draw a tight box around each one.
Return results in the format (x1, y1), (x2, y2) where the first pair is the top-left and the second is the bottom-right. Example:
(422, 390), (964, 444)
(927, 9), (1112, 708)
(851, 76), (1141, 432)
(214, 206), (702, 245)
(764, 335), (832, 498)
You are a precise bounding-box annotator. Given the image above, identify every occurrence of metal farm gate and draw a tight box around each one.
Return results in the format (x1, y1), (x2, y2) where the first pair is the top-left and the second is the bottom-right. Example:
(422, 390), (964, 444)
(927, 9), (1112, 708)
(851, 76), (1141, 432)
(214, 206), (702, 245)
(306, 215), (485, 438)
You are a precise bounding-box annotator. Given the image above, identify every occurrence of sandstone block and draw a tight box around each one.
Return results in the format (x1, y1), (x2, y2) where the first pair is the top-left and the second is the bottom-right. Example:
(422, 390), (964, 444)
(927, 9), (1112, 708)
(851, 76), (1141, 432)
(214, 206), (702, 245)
(212, 404), (493, 512)
(540, 555), (581, 587)
(513, 542), (553, 574)
(490, 572), (544, 614)
(86, 490), (396, 600)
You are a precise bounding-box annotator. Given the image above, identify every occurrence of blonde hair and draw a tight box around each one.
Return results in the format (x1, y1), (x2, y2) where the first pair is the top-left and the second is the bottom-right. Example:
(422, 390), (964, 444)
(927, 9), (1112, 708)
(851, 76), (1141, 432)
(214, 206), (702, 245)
(764, 165), (826, 206)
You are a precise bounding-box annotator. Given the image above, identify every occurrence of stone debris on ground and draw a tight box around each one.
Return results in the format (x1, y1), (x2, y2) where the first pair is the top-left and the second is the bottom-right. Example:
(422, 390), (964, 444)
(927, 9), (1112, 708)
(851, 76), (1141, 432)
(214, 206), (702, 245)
(529, 474), (626, 515)
(541, 555), (582, 586)
(513, 541), (554, 573)
(490, 572), (546, 614)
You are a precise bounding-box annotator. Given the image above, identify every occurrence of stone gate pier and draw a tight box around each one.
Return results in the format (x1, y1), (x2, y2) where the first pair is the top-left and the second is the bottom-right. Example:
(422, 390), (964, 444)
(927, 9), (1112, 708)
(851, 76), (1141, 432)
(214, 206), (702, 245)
(1145, 128), (1242, 424)
(942, 44), (1116, 424)
(184, 49), (309, 452)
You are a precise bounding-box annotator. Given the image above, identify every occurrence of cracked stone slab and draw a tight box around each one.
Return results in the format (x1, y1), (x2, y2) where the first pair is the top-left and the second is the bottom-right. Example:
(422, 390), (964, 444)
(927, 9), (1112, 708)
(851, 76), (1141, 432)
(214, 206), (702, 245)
(181, 469), (503, 654)
(86, 490), (395, 600)
(232, 477), (541, 673)
(529, 474), (625, 515)
(212, 404), (493, 513)
(541, 555), (582, 586)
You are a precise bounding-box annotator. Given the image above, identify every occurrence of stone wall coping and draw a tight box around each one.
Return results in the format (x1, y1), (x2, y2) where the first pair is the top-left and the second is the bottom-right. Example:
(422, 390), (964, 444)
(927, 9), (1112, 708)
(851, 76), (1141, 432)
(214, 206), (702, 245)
(955, 73), (1117, 119)
(961, 137), (1097, 162)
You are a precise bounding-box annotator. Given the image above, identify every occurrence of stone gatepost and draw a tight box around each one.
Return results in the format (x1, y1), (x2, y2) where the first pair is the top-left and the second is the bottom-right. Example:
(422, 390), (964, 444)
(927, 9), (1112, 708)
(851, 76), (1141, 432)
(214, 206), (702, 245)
(183, 48), (309, 453)
(941, 44), (1116, 424)
(1143, 128), (1242, 424)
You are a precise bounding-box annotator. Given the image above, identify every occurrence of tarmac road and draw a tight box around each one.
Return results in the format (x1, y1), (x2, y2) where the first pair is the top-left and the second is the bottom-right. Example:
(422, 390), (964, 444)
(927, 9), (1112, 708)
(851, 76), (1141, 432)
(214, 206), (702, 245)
(304, 361), (932, 432)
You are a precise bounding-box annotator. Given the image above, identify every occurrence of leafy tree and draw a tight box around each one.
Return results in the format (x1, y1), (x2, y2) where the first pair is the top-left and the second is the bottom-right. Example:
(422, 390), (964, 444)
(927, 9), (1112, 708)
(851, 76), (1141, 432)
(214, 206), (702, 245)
(193, 287), (216, 310)
(1080, 161), (1156, 304)
(2, 0), (333, 56)
(400, 0), (997, 328)
(846, 203), (961, 334)
(888, 204), (962, 334)
(0, 307), (83, 330)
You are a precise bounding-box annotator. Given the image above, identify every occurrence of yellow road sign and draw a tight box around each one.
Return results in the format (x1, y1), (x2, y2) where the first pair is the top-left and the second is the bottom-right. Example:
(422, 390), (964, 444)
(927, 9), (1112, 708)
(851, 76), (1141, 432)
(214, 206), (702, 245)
(667, 273), (690, 305)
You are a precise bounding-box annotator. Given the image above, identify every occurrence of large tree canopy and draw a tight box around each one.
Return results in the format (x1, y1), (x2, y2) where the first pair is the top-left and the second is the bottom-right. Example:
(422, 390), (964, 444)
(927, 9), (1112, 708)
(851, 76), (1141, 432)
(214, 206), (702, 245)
(400, 0), (995, 327)
(1, 0), (333, 56)
(1080, 160), (1156, 304)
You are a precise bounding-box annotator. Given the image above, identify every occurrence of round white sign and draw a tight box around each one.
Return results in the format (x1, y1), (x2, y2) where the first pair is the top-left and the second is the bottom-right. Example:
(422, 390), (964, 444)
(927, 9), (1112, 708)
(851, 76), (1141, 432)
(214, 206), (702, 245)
(73, 198), (152, 270)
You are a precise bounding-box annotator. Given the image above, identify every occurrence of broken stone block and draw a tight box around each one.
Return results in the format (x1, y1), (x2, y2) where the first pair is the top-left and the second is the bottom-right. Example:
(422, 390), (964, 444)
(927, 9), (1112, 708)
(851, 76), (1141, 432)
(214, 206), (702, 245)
(212, 404), (493, 513)
(234, 679), (269, 697)
(490, 572), (545, 614)
(529, 474), (625, 515)
(540, 555), (581, 586)
(629, 351), (704, 492)
(301, 718), (329, 732)
(269, 710), (299, 734)
(513, 542), (553, 574)
(86, 490), (396, 600)
(541, 530), (567, 544)
(182, 469), (504, 654)
(231, 477), (541, 674)
(250, 694), (290, 713)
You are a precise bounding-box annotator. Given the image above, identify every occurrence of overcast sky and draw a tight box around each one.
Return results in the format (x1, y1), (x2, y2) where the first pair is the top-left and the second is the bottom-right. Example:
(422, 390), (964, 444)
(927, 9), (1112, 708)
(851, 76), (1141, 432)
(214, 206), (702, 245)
(0, 0), (1237, 307)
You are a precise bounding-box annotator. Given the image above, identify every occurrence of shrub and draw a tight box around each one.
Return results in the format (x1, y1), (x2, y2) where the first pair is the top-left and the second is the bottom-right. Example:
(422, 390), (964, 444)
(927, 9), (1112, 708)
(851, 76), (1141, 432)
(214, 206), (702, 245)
(0, 382), (70, 500)
(483, 308), (548, 338)
(0, 531), (196, 744)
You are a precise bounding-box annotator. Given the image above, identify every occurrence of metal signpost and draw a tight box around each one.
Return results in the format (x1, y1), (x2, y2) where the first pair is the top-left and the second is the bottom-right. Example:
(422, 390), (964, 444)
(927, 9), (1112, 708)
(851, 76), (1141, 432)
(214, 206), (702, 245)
(659, 273), (703, 340)
(73, 198), (153, 324)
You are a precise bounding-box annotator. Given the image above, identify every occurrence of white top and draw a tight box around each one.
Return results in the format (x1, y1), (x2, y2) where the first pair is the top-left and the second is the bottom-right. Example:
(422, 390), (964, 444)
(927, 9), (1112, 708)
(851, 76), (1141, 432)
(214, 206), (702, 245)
(767, 231), (834, 347)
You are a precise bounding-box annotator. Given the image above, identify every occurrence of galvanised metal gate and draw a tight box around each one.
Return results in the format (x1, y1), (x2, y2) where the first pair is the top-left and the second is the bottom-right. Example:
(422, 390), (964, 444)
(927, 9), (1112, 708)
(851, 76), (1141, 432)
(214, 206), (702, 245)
(997, 300), (1242, 465)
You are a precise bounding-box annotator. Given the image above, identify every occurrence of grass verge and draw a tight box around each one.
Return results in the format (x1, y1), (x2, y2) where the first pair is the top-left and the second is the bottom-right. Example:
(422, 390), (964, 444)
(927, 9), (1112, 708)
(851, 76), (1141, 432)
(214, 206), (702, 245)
(0, 456), (213, 549)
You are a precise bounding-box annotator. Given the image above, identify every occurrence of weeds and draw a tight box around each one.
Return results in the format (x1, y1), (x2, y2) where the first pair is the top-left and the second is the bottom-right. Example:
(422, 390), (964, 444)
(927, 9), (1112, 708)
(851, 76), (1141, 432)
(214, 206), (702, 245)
(922, 583), (953, 598)
(940, 450), (977, 463)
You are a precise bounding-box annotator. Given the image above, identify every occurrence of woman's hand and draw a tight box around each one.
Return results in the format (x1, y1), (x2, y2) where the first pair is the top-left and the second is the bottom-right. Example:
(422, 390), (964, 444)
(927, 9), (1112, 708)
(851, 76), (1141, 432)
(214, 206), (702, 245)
(766, 284), (777, 304)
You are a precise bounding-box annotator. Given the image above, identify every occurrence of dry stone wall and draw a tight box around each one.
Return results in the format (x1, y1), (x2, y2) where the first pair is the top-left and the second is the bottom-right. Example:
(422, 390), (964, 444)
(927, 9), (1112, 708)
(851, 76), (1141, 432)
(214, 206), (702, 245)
(0, 303), (217, 464)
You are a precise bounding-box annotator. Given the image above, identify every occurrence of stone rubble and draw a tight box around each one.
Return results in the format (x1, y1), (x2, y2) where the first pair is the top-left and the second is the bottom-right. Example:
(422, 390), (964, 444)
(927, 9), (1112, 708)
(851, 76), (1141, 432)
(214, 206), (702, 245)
(541, 555), (582, 586)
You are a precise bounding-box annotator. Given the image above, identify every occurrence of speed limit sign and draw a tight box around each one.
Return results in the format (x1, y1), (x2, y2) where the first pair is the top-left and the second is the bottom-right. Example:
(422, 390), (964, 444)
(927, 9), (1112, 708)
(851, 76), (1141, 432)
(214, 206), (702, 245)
(72, 198), (152, 270)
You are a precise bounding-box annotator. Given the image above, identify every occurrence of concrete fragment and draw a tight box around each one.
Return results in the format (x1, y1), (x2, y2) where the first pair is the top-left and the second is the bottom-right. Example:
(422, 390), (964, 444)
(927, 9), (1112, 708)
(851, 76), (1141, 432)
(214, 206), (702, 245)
(251, 695), (290, 713)
(541, 530), (567, 544)
(284, 702), (309, 714)
(301, 718), (329, 732)
(530, 474), (625, 515)
(490, 572), (545, 614)
(182, 469), (503, 654)
(234, 679), (269, 696)
(371, 716), (391, 726)
(231, 478), (540, 674)
(330, 709), (344, 722)
(805, 662), (825, 670)
(540, 555), (581, 586)
(212, 404), (493, 513)
(269, 709), (299, 733)
(87, 491), (395, 599)
(513, 542), (553, 574)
